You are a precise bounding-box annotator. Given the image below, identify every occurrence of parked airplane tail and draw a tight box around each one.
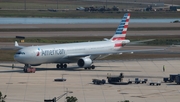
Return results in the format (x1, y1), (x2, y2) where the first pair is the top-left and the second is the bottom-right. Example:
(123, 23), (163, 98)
(15, 41), (24, 49)
(110, 13), (130, 41)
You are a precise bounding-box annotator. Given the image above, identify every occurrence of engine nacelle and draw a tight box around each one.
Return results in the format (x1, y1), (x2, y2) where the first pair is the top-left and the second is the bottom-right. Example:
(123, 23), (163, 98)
(77, 57), (92, 68)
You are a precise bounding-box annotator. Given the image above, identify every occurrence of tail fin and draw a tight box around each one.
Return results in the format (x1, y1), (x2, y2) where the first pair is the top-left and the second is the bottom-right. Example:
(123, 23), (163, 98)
(110, 13), (130, 41)
(15, 41), (24, 49)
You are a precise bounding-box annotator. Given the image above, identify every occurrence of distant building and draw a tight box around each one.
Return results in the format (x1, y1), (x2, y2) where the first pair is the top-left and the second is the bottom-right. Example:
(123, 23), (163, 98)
(170, 6), (180, 11)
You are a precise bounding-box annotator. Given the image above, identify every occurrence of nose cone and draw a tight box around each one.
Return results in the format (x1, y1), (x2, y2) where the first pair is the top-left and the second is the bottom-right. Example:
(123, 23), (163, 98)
(14, 54), (21, 62)
(14, 51), (26, 63)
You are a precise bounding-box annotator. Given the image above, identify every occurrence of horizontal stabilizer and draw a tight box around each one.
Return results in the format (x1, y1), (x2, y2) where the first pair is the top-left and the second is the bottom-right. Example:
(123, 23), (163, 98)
(129, 39), (155, 45)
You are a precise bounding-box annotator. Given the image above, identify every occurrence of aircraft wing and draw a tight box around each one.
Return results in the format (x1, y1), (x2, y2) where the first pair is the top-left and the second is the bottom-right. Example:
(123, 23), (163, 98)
(128, 39), (155, 45)
(65, 48), (165, 59)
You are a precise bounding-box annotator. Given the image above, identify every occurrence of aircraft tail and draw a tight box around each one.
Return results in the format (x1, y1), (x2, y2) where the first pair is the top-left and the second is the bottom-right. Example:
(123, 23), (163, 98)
(15, 41), (24, 49)
(110, 13), (130, 41)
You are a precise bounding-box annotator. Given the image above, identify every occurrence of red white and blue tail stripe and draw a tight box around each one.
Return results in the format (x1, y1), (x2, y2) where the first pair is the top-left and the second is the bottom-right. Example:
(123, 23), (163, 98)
(110, 13), (130, 41)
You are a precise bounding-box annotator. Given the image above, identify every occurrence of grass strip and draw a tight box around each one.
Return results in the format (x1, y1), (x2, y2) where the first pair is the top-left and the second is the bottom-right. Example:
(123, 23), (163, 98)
(0, 50), (16, 61)
(0, 10), (180, 18)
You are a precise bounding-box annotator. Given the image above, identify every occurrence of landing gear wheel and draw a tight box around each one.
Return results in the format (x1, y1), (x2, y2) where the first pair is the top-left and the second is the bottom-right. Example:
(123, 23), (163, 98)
(23, 68), (27, 73)
(57, 63), (68, 69)
(63, 64), (67, 68)
(60, 63), (63, 69)
(91, 65), (95, 69)
(23, 64), (30, 73)
(84, 65), (95, 70)
(56, 64), (60, 69)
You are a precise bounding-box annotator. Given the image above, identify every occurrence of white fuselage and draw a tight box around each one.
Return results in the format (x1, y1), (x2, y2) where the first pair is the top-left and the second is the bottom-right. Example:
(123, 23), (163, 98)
(14, 40), (125, 65)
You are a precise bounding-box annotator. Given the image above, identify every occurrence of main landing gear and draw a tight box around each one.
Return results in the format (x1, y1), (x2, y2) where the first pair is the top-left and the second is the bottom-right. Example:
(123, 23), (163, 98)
(84, 65), (95, 70)
(56, 63), (95, 70)
(56, 63), (67, 69)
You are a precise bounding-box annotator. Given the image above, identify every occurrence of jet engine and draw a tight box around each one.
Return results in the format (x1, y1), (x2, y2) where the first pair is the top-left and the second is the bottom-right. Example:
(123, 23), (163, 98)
(77, 57), (92, 67)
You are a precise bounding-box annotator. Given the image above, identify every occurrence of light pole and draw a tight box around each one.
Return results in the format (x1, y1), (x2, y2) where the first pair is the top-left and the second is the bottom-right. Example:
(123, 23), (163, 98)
(65, 88), (73, 97)
(55, 88), (73, 102)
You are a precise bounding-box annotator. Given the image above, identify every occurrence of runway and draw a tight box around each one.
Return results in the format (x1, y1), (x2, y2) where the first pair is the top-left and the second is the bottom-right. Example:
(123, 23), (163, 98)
(0, 23), (180, 38)
(0, 59), (180, 102)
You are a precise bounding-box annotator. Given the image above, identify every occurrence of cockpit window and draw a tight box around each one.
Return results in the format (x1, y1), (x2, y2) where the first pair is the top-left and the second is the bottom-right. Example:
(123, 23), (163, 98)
(16, 51), (25, 55)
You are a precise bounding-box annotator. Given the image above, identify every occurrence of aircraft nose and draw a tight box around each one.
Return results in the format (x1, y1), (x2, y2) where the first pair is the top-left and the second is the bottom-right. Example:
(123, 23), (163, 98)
(14, 54), (24, 63)
(14, 54), (20, 62)
(14, 50), (26, 63)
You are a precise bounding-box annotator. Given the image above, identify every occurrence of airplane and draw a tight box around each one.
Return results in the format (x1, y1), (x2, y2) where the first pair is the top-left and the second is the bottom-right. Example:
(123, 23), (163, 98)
(14, 13), (163, 72)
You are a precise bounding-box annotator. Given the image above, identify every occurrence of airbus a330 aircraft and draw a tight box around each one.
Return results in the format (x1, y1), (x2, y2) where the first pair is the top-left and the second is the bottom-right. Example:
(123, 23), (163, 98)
(14, 13), (162, 72)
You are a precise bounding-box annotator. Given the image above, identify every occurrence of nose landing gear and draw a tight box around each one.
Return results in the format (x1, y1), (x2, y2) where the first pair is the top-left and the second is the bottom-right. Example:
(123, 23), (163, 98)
(23, 64), (36, 73)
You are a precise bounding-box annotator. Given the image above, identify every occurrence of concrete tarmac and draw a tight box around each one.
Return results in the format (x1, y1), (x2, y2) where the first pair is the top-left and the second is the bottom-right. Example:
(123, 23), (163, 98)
(0, 59), (180, 102)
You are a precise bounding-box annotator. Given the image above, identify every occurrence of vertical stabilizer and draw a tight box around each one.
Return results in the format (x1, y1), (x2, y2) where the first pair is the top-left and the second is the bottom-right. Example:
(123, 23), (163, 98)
(110, 13), (130, 41)
(14, 41), (24, 49)
(15, 41), (19, 47)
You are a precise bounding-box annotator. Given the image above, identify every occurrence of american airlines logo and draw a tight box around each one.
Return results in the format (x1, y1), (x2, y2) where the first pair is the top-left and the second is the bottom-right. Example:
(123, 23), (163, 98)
(36, 48), (41, 56)
(36, 52), (40, 56)
(37, 48), (65, 56)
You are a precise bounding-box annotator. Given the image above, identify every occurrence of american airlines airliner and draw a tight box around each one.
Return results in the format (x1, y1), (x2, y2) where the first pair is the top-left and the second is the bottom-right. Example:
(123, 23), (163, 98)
(14, 13), (162, 72)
